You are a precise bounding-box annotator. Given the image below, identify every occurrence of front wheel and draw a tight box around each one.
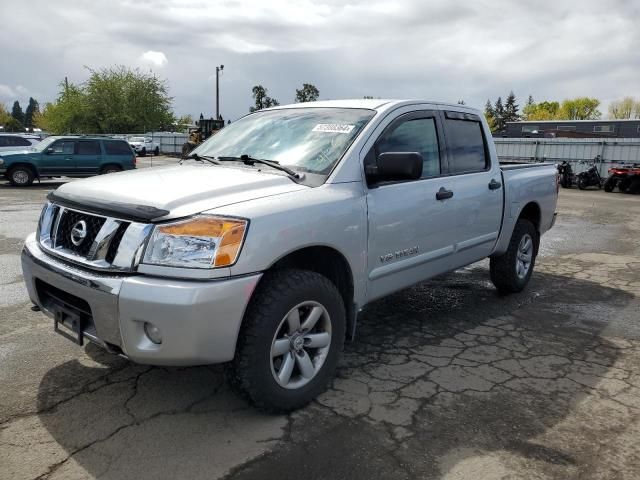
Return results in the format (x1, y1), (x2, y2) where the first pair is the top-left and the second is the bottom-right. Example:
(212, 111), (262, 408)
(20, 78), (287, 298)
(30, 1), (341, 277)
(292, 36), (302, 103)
(490, 219), (538, 294)
(8, 166), (35, 186)
(154, 146), (160, 156)
(140, 147), (146, 157)
(603, 177), (616, 192)
(227, 269), (346, 412)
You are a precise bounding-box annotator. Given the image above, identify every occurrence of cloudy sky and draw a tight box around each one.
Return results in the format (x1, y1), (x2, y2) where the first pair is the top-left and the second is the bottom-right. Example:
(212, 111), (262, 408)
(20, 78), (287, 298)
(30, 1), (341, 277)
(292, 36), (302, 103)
(1, 0), (638, 121)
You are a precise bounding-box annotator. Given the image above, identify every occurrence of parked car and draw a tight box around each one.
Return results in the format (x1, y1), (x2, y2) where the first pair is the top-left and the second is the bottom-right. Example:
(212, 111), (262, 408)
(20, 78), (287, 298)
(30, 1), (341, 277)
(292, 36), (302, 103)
(0, 136), (136, 186)
(0, 133), (41, 152)
(128, 136), (160, 156)
(21, 100), (558, 411)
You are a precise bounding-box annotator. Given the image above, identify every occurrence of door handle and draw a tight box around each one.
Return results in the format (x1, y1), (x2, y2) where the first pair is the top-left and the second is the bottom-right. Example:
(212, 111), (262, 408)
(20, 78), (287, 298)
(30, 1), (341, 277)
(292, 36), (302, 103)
(65, 157), (73, 161)
(489, 178), (502, 190)
(436, 187), (454, 200)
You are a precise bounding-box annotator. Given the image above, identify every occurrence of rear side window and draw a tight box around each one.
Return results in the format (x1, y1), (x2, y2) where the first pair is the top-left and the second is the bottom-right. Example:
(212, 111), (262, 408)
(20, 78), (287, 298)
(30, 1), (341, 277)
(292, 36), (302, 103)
(9, 136), (32, 146)
(104, 140), (133, 155)
(0, 137), (8, 147)
(77, 140), (101, 155)
(376, 117), (441, 178)
(445, 119), (488, 174)
(52, 141), (75, 154)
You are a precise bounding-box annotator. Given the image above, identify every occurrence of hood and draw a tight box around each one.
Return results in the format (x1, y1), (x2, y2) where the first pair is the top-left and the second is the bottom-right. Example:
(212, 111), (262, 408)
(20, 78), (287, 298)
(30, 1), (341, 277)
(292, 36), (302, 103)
(0, 149), (36, 157)
(51, 164), (308, 221)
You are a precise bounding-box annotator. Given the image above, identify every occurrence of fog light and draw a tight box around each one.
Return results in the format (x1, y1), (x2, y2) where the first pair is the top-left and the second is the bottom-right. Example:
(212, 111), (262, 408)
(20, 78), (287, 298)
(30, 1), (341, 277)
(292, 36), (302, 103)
(144, 322), (163, 344)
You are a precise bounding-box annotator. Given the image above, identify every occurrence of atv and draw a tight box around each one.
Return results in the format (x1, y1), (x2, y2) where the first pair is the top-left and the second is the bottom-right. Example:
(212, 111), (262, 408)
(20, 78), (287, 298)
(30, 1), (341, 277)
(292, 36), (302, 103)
(604, 163), (640, 194)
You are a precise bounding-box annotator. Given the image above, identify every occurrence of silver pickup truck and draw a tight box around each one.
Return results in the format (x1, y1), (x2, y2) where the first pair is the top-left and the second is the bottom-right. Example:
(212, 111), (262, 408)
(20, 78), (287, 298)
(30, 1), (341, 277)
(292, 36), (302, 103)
(21, 99), (558, 411)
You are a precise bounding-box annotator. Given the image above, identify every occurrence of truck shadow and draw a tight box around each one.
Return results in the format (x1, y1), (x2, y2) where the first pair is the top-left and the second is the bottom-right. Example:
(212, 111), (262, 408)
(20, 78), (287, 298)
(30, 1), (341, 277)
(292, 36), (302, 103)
(35, 268), (635, 479)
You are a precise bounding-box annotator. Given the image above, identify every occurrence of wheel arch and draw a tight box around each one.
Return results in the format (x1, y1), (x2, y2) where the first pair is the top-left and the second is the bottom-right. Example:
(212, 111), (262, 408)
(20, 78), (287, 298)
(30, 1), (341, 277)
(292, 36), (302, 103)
(7, 162), (38, 176)
(261, 245), (357, 338)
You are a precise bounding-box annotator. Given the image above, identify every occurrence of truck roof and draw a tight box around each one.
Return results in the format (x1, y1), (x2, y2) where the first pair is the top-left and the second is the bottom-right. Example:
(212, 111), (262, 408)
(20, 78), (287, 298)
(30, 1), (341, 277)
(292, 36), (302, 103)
(268, 99), (481, 115)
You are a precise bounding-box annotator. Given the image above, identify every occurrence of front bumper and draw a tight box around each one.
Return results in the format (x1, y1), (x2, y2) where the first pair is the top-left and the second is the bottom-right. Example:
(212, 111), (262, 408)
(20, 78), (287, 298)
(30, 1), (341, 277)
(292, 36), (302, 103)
(21, 233), (261, 365)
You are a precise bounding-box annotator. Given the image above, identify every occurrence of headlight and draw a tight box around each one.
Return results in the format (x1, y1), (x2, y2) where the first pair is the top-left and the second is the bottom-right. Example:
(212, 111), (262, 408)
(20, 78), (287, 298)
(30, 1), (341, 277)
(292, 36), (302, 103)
(143, 215), (248, 268)
(0, 158), (4, 165)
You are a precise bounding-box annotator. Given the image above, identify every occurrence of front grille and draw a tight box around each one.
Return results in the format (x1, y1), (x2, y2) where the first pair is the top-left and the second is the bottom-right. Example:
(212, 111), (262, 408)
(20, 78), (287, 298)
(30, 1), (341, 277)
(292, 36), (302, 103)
(55, 210), (106, 255)
(38, 202), (152, 272)
(105, 222), (130, 263)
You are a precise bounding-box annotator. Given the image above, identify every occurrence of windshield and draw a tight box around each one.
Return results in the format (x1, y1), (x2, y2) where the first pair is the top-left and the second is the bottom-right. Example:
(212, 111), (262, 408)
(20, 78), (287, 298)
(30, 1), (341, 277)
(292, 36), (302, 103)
(31, 136), (60, 152)
(192, 107), (375, 175)
(129, 137), (145, 142)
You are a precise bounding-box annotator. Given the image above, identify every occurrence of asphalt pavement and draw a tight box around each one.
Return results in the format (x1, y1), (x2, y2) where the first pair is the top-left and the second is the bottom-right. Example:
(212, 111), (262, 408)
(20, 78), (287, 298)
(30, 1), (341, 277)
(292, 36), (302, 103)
(1, 164), (639, 479)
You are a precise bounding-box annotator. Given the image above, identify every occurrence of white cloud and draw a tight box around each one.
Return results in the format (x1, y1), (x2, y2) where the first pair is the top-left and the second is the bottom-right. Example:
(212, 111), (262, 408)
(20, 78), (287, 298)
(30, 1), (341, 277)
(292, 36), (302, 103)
(0, 0), (638, 120)
(140, 50), (168, 67)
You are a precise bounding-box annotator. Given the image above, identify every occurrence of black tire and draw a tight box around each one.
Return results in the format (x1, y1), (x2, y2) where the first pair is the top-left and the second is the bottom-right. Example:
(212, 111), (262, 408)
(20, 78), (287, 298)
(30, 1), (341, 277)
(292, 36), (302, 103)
(603, 177), (616, 193)
(227, 269), (346, 412)
(577, 176), (587, 190)
(101, 165), (122, 175)
(140, 147), (147, 157)
(619, 177), (632, 193)
(8, 165), (35, 186)
(490, 219), (538, 294)
(628, 177), (640, 194)
(154, 146), (160, 156)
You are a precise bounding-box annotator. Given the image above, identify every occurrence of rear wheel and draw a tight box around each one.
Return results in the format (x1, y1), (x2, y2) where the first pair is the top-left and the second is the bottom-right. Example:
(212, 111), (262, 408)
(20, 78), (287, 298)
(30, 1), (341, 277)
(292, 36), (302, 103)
(628, 177), (640, 194)
(227, 269), (346, 412)
(154, 146), (160, 156)
(577, 176), (587, 190)
(490, 219), (538, 294)
(8, 165), (35, 186)
(101, 165), (122, 174)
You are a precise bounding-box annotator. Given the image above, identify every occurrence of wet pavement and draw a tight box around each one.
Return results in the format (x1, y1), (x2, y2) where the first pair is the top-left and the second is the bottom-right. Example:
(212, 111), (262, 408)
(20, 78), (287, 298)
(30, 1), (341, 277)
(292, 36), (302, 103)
(1, 172), (639, 479)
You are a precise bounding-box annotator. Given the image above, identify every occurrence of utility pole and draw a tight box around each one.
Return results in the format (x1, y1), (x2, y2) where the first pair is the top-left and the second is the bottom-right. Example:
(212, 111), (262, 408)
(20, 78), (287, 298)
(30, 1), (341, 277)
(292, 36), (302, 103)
(215, 65), (224, 120)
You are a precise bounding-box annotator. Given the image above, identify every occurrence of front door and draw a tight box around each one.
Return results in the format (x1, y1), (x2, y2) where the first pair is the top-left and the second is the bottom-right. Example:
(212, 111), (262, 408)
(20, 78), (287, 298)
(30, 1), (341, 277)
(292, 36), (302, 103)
(41, 140), (76, 175)
(365, 110), (458, 301)
(74, 140), (102, 175)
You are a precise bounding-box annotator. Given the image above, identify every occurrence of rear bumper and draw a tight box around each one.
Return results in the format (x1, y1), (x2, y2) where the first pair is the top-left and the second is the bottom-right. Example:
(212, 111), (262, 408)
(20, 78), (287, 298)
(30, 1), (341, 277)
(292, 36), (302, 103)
(21, 233), (261, 365)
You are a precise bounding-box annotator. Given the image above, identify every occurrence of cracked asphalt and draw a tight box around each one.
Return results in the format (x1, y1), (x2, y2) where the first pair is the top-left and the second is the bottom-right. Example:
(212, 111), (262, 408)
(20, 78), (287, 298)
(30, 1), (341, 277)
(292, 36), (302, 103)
(1, 162), (640, 479)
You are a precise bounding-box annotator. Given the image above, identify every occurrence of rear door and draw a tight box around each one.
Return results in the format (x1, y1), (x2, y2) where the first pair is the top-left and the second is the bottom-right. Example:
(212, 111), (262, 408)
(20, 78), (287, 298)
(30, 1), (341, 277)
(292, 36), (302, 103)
(41, 140), (76, 175)
(365, 109), (458, 300)
(74, 140), (102, 175)
(441, 111), (503, 263)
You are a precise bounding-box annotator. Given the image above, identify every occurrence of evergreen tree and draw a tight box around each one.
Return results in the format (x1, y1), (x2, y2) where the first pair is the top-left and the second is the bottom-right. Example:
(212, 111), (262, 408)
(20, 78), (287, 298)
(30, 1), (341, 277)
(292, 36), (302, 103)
(493, 97), (505, 132)
(503, 91), (520, 123)
(11, 100), (24, 127)
(295, 83), (320, 103)
(24, 97), (40, 129)
(484, 99), (495, 117)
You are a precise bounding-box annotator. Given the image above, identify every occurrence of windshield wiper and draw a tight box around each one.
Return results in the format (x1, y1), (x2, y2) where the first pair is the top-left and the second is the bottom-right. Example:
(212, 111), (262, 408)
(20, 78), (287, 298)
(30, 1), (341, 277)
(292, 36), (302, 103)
(218, 154), (302, 179)
(180, 152), (220, 165)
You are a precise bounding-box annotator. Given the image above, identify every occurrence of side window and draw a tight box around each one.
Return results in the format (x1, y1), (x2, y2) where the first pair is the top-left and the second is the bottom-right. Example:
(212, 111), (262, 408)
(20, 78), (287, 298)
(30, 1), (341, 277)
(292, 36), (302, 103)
(77, 141), (101, 155)
(444, 119), (488, 174)
(52, 141), (75, 154)
(104, 141), (133, 155)
(376, 117), (441, 178)
(8, 136), (32, 146)
(0, 137), (8, 147)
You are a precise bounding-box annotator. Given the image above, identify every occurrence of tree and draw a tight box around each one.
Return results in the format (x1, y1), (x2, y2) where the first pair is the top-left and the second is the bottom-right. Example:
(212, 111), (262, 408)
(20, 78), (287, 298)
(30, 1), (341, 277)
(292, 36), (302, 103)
(0, 103), (11, 128)
(295, 83), (319, 103)
(36, 66), (175, 134)
(175, 114), (194, 132)
(24, 97), (39, 129)
(484, 100), (496, 132)
(558, 97), (601, 120)
(493, 97), (505, 132)
(11, 101), (24, 127)
(250, 85), (279, 112)
(608, 97), (638, 119)
(503, 91), (519, 123)
(523, 100), (560, 121)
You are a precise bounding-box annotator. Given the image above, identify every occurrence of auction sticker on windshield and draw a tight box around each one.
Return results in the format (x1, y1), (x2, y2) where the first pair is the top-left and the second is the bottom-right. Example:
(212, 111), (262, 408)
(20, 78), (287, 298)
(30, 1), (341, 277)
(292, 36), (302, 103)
(312, 124), (355, 134)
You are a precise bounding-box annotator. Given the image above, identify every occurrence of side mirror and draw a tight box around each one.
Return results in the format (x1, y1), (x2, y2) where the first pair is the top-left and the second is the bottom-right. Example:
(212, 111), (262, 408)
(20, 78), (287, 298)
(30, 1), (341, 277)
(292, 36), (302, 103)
(46, 147), (54, 154)
(366, 152), (423, 182)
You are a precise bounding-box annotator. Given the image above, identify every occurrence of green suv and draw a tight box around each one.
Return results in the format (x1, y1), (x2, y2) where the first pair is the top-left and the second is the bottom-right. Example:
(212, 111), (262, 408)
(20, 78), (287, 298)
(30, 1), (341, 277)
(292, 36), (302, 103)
(0, 136), (136, 186)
